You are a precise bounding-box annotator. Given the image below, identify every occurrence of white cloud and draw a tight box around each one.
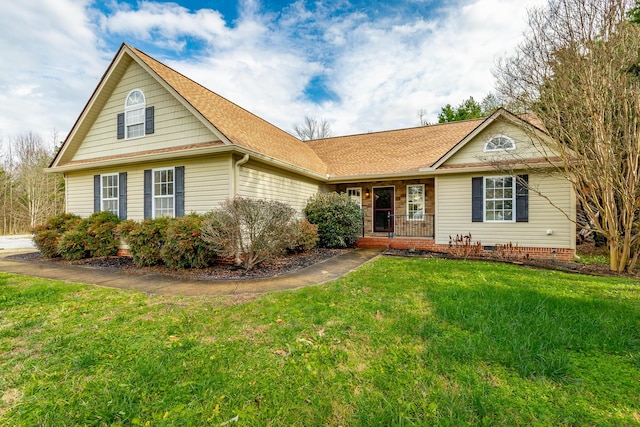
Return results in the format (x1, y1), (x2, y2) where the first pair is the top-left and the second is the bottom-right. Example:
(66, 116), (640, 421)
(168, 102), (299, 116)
(0, 0), (547, 145)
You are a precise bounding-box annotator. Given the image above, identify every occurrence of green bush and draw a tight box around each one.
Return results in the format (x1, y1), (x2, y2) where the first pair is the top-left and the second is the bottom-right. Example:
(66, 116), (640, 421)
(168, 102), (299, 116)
(161, 214), (214, 270)
(304, 192), (362, 248)
(32, 213), (81, 258)
(288, 219), (319, 253)
(117, 218), (170, 267)
(201, 198), (297, 270)
(57, 211), (121, 261)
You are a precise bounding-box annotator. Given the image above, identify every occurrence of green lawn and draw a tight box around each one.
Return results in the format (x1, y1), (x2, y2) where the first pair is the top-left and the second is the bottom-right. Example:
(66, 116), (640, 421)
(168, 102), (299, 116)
(1, 257), (639, 426)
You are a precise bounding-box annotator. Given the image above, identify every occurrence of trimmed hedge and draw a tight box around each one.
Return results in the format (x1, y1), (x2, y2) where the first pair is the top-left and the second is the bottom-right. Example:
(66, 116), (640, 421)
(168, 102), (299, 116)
(161, 214), (214, 270)
(304, 192), (362, 248)
(117, 218), (170, 267)
(32, 213), (82, 258)
(58, 211), (121, 261)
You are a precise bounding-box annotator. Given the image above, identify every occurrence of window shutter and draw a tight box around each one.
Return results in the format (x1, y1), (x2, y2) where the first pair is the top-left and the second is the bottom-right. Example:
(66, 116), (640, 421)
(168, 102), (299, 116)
(472, 177), (483, 222)
(175, 166), (185, 217)
(118, 172), (127, 220)
(144, 169), (152, 219)
(94, 175), (101, 213)
(117, 113), (125, 139)
(145, 106), (154, 135)
(516, 174), (529, 222)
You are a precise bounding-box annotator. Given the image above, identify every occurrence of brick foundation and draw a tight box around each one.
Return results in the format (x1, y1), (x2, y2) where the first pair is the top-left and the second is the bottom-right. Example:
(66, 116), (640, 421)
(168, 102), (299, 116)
(357, 237), (575, 262)
(116, 248), (132, 257)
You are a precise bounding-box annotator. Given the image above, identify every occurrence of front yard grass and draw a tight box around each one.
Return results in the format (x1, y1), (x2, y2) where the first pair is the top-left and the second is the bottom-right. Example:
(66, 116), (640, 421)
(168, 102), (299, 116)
(1, 257), (639, 426)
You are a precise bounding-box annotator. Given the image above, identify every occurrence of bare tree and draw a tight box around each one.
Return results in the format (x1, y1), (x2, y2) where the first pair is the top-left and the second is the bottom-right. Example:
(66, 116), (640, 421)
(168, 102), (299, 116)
(495, 0), (640, 272)
(417, 109), (430, 126)
(293, 116), (333, 140)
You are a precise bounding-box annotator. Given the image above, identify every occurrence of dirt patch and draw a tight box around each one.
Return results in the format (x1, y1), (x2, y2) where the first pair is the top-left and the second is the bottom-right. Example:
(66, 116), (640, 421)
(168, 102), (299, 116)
(9, 248), (349, 281)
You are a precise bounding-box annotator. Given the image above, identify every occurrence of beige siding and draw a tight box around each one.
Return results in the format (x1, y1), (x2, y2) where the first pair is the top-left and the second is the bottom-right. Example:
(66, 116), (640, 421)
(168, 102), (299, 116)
(65, 156), (232, 220)
(435, 172), (575, 249)
(444, 120), (554, 166)
(72, 61), (218, 162)
(237, 162), (322, 213)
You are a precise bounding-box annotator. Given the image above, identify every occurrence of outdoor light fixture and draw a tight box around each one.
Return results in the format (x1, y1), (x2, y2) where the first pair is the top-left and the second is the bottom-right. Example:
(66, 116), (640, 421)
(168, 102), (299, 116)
(365, 188), (370, 198)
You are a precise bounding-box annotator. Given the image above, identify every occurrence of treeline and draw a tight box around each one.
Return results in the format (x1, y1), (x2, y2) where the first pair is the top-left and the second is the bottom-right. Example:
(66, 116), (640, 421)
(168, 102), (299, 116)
(0, 132), (65, 235)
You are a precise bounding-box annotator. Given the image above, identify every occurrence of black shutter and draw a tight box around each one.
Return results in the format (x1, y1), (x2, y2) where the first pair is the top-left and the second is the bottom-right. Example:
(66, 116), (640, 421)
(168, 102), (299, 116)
(145, 106), (154, 135)
(472, 177), (483, 222)
(175, 166), (185, 217)
(117, 113), (125, 139)
(144, 169), (152, 219)
(94, 175), (101, 213)
(516, 174), (529, 222)
(118, 172), (127, 220)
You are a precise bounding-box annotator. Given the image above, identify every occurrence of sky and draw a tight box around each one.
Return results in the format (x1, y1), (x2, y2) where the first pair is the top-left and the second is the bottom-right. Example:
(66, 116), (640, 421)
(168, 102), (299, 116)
(0, 0), (547, 147)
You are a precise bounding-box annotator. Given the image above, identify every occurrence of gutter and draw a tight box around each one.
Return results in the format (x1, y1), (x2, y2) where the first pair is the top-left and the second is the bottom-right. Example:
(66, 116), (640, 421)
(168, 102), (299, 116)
(232, 154), (250, 196)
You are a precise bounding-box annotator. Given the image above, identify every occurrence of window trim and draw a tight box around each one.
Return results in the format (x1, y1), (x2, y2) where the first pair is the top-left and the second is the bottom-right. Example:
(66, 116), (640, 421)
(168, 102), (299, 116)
(406, 184), (425, 221)
(152, 167), (175, 218)
(483, 134), (516, 152)
(346, 187), (362, 209)
(100, 173), (119, 216)
(124, 89), (146, 140)
(483, 176), (515, 223)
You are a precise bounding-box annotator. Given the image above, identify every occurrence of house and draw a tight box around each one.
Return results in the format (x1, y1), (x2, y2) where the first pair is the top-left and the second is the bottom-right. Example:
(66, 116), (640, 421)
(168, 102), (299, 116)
(48, 44), (576, 261)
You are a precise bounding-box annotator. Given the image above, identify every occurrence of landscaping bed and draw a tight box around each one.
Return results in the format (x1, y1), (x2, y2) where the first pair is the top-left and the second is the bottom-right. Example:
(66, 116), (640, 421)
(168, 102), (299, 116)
(9, 247), (349, 280)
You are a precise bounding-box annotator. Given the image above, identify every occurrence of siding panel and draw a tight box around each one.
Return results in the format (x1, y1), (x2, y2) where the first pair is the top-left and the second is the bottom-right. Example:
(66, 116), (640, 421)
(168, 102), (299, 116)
(72, 61), (218, 162)
(435, 172), (575, 249)
(65, 155), (232, 221)
(237, 162), (321, 214)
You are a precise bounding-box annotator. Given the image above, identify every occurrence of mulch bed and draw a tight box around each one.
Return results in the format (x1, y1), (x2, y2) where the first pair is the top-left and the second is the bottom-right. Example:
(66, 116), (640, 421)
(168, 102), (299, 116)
(382, 245), (640, 279)
(8, 248), (349, 281)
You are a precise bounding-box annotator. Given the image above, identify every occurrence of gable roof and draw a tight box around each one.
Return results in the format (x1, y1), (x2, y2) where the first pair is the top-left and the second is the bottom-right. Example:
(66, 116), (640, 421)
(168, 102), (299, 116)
(50, 44), (549, 181)
(51, 44), (327, 175)
(306, 119), (485, 177)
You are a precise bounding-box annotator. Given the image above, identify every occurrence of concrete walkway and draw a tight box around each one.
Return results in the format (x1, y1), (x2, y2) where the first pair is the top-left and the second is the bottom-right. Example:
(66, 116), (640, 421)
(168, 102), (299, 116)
(0, 235), (35, 250)
(0, 248), (383, 296)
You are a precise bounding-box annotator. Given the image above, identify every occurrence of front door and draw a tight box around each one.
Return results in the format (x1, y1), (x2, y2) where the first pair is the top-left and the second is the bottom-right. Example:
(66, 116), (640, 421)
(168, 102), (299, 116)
(373, 187), (394, 232)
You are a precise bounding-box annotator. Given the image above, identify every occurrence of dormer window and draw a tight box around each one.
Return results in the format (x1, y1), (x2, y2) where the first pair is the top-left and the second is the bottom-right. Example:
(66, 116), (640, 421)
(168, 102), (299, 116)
(484, 135), (515, 152)
(117, 90), (154, 140)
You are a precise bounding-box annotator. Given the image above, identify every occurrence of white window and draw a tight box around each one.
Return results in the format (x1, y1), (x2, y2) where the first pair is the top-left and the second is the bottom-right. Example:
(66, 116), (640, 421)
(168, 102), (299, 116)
(101, 174), (119, 216)
(484, 176), (514, 222)
(153, 168), (174, 218)
(484, 135), (515, 152)
(406, 184), (424, 220)
(347, 187), (362, 208)
(125, 89), (145, 139)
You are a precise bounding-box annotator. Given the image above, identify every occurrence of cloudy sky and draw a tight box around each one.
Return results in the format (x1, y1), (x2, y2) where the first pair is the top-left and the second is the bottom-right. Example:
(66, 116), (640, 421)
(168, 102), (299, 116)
(0, 0), (546, 146)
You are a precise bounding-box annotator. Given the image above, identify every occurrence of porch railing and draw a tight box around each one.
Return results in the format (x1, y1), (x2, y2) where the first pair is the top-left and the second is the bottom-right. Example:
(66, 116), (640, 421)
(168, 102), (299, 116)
(387, 213), (434, 238)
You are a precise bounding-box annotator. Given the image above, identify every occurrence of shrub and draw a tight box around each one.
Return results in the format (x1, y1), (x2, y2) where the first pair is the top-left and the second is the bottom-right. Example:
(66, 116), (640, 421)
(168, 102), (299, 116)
(304, 192), (362, 248)
(161, 214), (214, 270)
(58, 211), (121, 261)
(117, 218), (170, 267)
(201, 198), (297, 270)
(288, 219), (319, 253)
(32, 213), (81, 258)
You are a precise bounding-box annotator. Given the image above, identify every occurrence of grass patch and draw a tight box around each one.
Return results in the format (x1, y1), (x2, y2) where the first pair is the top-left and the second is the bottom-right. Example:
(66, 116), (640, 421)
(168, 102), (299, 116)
(1, 258), (639, 425)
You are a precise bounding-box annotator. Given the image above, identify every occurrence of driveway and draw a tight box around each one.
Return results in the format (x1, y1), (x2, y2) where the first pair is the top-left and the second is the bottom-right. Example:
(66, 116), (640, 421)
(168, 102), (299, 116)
(0, 235), (35, 250)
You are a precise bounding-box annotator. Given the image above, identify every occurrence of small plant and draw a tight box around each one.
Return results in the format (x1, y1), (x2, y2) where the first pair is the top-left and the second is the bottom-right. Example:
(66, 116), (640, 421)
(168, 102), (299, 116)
(161, 214), (214, 270)
(448, 233), (482, 258)
(117, 218), (170, 267)
(493, 242), (526, 261)
(304, 192), (361, 248)
(201, 198), (297, 270)
(288, 219), (319, 253)
(32, 212), (81, 258)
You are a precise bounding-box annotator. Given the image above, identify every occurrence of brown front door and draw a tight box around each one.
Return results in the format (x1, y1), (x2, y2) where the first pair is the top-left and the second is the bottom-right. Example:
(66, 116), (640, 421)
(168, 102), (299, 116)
(373, 187), (394, 232)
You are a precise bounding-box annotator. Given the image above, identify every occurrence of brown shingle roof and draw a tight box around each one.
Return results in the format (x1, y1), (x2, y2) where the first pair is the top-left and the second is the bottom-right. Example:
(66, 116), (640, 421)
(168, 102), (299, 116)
(306, 119), (484, 177)
(129, 46), (328, 175)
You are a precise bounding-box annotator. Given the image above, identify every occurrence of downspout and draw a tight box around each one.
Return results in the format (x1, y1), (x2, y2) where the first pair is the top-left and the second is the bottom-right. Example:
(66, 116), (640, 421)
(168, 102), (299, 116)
(232, 154), (250, 197)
